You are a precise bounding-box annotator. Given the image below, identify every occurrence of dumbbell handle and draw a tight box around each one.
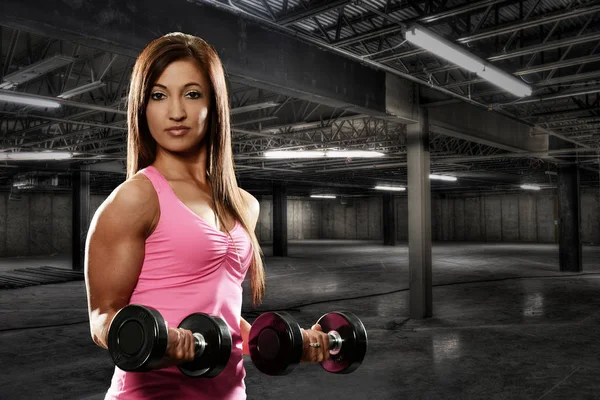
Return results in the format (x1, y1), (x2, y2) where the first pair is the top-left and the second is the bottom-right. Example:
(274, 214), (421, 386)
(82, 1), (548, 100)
(327, 330), (343, 355)
(191, 332), (207, 358)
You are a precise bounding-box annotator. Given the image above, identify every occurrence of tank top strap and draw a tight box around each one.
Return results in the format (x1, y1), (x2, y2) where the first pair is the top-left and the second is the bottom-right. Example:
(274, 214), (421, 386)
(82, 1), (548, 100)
(139, 165), (170, 194)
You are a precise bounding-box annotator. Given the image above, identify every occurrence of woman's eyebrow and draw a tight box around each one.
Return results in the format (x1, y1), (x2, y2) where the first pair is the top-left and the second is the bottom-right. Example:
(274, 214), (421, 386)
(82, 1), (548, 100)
(152, 82), (203, 90)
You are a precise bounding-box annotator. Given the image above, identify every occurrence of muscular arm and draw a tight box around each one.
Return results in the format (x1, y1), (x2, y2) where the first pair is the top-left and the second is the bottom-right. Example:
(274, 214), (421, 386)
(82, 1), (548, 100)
(238, 188), (260, 355)
(85, 177), (157, 349)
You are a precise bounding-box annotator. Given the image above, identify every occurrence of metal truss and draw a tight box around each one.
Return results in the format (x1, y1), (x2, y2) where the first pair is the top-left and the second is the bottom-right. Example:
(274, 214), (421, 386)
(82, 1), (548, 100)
(234, 116), (406, 154)
(227, 0), (600, 137)
(219, 0), (600, 192)
(2, 1), (600, 194)
(233, 132), (513, 183)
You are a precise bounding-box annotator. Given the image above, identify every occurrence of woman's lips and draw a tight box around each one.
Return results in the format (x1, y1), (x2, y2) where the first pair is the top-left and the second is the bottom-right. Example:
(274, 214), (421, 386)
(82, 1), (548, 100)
(166, 127), (190, 136)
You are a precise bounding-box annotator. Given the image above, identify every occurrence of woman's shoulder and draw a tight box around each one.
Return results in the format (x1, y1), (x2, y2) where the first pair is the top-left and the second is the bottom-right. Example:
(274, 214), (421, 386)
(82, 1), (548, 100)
(111, 173), (157, 207)
(94, 173), (159, 227)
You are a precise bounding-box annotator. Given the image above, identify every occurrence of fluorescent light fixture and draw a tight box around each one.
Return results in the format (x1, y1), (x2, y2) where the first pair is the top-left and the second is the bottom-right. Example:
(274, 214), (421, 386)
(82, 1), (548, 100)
(326, 150), (385, 158)
(230, 101), (280, 115)
(0, 93), (61, 108)
(264, 150), (384, 158)
(521, 184), (541, 191)
(58, 81), (105, 99)
(0, 54), (75, 89)
(430, 174), (457, 181)
(374, 185), (406, 191)
(13, 178), (36, 188)
(264, 150), (325, 159)
(310, 194), (336, 199)
(478, 65), (532, 98)
(405, 25), (482, 73)
(0, 151), (74, 160)
(405, 25), (532, 97)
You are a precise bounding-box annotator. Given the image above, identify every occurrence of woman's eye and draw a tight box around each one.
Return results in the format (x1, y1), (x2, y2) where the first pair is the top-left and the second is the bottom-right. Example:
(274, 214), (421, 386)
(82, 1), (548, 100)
(150, 92), (165, 100)
(186, 91), (202, 99)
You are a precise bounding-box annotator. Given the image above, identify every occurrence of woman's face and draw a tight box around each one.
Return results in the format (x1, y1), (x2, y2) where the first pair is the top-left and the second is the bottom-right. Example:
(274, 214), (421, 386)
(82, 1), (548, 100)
(145, 58), (211, 156)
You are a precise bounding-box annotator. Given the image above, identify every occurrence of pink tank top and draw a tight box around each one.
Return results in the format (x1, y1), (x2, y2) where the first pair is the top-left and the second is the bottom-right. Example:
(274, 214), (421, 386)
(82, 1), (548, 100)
(105, 165), (253, 400)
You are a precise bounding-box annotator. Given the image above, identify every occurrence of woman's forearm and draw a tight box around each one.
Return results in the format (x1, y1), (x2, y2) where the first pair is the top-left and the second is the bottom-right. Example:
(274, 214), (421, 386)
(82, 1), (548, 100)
(240, 317), (251, 355)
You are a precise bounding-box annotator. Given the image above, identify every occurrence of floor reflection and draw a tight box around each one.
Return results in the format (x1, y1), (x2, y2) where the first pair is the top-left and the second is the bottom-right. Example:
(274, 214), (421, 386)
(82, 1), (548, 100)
(523, 292), (545, 318)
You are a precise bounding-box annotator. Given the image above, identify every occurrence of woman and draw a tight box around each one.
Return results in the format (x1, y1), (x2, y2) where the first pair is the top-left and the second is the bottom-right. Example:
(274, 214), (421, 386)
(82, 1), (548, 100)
(84, 32), (329, 400)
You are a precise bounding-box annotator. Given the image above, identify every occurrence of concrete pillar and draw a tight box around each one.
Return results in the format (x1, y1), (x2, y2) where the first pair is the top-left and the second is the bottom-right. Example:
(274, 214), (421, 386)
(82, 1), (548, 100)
(272, 182), (288, 257)
(382, 193), (397, 245)
(557, 164), (582, 272)
(407, 108), (433, 319)
(72, 166), (90, 271)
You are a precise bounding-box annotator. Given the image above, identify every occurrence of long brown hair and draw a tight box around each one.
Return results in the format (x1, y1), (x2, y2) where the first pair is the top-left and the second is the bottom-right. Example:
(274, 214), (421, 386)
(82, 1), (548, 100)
(126, 32), (265, 306)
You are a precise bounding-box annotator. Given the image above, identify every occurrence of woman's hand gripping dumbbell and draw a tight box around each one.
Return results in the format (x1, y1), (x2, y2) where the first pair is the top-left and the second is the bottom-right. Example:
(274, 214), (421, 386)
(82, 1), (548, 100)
(107, 304), (232, 377)
(248, 311), (368, 376)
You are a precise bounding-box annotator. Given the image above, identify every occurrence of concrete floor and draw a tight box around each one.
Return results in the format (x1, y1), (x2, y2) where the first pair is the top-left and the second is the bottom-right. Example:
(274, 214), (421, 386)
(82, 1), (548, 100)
(1, 241), (600, 399)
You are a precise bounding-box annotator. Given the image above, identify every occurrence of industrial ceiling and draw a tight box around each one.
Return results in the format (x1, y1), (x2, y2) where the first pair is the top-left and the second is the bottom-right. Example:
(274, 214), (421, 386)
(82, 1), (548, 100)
(1, 0), (599, 196)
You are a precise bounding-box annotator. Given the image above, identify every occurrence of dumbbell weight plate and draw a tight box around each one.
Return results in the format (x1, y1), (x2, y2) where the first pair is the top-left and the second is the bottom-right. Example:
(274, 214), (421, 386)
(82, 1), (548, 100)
(107, 304), (169, 372)
(178, 313), (232, 377)
(248, 312), (304, 376)
(316, 311), (367, 374)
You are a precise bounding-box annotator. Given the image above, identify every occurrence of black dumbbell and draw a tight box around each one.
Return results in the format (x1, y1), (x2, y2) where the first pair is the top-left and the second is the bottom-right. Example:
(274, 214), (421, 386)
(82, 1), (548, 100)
(248, 311), (367, 376)
(107, 304), (232, 377)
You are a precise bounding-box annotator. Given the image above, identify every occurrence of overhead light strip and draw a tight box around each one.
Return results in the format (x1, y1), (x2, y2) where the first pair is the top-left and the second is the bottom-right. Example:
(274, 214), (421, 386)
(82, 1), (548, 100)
(58, 81), (106, 99)
(520, 184), (541, 190)
(374, 185), (406, 192)
(405, 24), (532, 97)
(0, 151), (74, 160)
(264, 150), (385, 158)
(0, 93), (61, 109)
(429, 174), (457, 181)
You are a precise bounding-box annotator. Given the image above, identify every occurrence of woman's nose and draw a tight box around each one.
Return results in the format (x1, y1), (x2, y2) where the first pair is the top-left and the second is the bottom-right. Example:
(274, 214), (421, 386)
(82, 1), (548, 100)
(168, 99), (187, 121)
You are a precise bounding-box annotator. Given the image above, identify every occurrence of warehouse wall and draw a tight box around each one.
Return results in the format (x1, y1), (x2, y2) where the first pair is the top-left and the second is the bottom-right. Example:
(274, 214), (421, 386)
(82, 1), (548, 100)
(0, 193), (104, 257)
(255, 197), (384, 242)
(0, 189), (598, 257)
(252, 190), (600, 244)
(429, 189), (597, 244)
(431, 193), (555, 243)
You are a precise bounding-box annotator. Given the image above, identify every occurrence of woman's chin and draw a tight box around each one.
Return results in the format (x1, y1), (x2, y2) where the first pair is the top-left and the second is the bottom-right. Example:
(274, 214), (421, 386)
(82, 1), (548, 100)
(161, 144), (205, 159)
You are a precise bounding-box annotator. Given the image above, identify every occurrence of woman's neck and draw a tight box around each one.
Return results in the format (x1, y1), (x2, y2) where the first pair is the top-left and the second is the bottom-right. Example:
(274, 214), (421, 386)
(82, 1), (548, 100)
(152, 146), (209, 184)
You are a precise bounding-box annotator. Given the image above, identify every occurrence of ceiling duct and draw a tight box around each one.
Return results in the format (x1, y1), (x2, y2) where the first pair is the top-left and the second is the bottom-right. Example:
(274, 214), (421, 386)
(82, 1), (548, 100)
(0, 54), (75, 89)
